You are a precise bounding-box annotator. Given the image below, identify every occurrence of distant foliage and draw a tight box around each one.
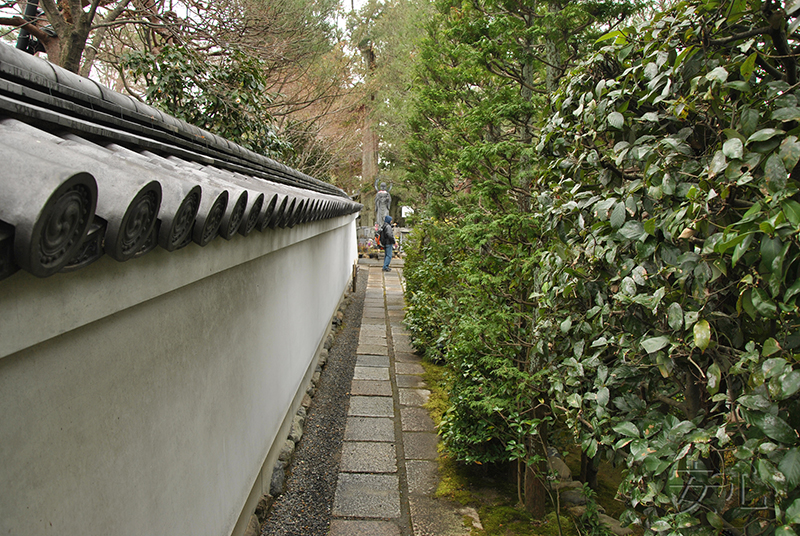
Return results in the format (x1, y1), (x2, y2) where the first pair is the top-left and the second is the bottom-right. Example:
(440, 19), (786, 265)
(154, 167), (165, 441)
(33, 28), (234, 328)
(404, 0), (800, 533)
(122, 45), (288, 157)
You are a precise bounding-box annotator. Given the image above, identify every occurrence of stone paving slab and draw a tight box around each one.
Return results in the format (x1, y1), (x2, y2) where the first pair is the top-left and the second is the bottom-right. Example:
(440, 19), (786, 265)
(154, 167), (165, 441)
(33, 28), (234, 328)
(358, 344), (390, 356)
(345, 417), (396, 442)
(353, 366), (389, 381)
(360, 325), (386, 336)
(333, 473), (401, 518)
(396, 362), (425, 375)
(399, 388), (431, 407)
(349, 396), (394, 418)
(396, 375), (426, 388)
(409, 496), (478, 536)
(350, 380), (392, 396)
(359, 336), (388, 347)
(401, 407), (436, 432)
(406, 460), (439, 495)
(394, 341), (416, 354)
(356, 354), (390, 368)
(330, 261), (481, 535)
(329, 520), (401, 536)
(404, 432), (439, 460)
(340, 442), (397, 473)
(395, 352), (422, 363)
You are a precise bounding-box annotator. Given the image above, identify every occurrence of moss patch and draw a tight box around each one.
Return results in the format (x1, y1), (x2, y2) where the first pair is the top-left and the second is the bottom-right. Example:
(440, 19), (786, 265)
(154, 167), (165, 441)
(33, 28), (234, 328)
(419, 359), (625, 535)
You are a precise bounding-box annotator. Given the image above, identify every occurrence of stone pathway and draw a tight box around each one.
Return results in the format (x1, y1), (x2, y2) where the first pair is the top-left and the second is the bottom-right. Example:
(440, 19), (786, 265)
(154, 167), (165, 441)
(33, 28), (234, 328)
(328, 263), (480, 536)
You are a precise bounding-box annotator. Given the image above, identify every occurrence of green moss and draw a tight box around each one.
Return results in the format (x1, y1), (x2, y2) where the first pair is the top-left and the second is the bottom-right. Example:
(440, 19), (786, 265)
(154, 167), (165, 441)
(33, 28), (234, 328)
(420, 359), (450, 426)
(418, 358), (623, 535)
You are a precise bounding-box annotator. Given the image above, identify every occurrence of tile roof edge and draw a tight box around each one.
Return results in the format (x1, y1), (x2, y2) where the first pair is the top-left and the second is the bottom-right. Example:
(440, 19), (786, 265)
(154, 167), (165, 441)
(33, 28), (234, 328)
(0, 42), (349, 199)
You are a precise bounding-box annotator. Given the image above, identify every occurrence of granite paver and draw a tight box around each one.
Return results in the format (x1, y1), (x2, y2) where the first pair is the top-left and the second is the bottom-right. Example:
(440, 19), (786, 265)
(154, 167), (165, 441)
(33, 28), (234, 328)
(350, 380), (392, 396)
(353, 366), (390, 381)
(345, 417), (396, 442)
(349, 395), (394, 417)
(356, 355), (391, 368)
(340, 442), (397, 473)
(332, 473), (401, 518)
(401, 407), (436, 432)
(329, 260), (480, 536)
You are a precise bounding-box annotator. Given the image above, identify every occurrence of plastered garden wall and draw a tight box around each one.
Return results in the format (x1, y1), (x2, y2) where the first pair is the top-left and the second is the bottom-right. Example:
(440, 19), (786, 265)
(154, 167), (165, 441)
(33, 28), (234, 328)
(0, 214), (358, 536)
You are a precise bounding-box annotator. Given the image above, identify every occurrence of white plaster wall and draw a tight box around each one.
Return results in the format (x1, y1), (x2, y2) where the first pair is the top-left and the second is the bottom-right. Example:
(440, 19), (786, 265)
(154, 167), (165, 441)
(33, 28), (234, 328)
(0, 215), (358, 536)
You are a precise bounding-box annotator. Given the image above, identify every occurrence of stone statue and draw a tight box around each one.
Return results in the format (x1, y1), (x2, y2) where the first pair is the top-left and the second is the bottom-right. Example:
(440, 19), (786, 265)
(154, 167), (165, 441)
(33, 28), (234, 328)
(374, 178), (392, 226)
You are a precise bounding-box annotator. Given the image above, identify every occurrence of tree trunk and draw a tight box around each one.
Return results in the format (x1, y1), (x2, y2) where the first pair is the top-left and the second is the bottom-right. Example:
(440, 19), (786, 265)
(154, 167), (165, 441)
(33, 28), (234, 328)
(524, 461), (547, 517)
(544, 2), (563, 97)
(360, 43), (379, 184)
(360, 43), (379, 224)
(580, 451), (599, 490)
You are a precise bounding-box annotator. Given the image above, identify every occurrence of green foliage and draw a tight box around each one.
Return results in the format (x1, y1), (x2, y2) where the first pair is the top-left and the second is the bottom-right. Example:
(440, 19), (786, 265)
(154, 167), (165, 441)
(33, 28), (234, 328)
(404, 0), (800, 533)
(534, 1), (800, 533)
(576, 484), (614, 536)
(122, 44), (288, 157)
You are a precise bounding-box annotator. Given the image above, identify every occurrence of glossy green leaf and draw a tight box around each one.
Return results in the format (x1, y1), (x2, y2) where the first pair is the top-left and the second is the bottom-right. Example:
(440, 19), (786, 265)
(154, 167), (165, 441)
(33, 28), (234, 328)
(693, 319), (711, 351)
(608, 111), (624, 129)
(595, 30), (627, 44)
(753, 413), (797, 444)
(706, 511), (724, 530)
(740, 52), (757, 80)
(763, 337), (781, 356)
(732, 233), (754, 266)
(706, 66), (728, 83)
(780, 136), (800, 170)
(765, 153), (788, 192)
(644, 218), (656, 236)
(584, 438), (598, 459)
(613, 421), (640, 438)
(752, 287), (778, 318)
(738, 393), (771, 410)
(786, 498), (800, 524)
(642, 335), (670, 354)
(707, 363), (721, 395)
(782, 199), (800, 226)
(773, 107), (800, 121)
(775, 526), (798, 536)
(722, 138), (743, 159)
(610, 202), (626, 229)
(597, 387), (609, 407)
(779, 370), (800, 399)
(785, 278), (800, 302)
(748, 128), (784, 143)
(779, 448), (800, 488)
(667, 302), (683, 331)
(709, 150), (727, 176)
(618, 221), (645, 240)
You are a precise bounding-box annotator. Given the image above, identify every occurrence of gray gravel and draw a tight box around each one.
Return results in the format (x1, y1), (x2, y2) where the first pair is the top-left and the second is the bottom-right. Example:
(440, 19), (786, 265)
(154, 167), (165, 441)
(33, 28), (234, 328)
(261, 265), (368, 536)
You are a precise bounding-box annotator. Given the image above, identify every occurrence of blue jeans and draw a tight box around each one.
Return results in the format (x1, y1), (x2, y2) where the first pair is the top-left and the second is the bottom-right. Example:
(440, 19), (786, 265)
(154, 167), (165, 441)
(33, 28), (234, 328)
(383, 244), (393, 270)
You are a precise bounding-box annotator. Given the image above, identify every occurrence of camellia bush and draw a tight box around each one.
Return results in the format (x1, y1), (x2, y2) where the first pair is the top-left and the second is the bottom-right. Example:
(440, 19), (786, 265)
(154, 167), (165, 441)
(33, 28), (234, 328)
(405, 0), (800, 534)
(535, 0), (800, 533)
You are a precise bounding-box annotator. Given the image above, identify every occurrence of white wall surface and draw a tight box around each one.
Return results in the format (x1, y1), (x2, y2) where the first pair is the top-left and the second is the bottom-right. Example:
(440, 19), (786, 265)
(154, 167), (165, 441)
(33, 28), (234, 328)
(0, 215), (358, 536)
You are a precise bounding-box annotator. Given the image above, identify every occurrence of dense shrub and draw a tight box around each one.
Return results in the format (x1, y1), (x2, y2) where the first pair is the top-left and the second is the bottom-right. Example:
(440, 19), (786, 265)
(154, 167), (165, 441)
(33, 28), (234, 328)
(405, 0), (800, 533)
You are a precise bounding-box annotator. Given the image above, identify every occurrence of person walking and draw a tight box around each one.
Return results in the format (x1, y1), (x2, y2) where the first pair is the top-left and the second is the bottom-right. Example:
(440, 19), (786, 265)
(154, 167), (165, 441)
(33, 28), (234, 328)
(380, 215), (395, 271)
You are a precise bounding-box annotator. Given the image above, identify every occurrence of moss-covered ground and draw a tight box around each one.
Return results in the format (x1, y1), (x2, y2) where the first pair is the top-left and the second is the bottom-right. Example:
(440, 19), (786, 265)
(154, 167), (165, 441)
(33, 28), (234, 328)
(420, 360), (627, 536)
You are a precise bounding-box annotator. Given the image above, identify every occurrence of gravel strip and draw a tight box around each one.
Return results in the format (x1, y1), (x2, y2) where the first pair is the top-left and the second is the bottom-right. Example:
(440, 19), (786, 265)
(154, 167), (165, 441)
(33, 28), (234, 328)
(261, 265), (368, 536)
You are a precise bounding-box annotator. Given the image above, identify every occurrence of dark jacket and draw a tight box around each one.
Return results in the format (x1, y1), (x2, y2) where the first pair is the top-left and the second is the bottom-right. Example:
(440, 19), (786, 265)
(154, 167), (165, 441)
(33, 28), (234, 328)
(381, 216), (395, 246)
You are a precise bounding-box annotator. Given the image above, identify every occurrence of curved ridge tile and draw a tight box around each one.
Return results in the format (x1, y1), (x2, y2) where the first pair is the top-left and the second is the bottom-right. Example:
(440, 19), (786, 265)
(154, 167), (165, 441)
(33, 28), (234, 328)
(194, 190), (228, 246)
(0, 144), (97, 278)
(0, 42), (58, 86)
